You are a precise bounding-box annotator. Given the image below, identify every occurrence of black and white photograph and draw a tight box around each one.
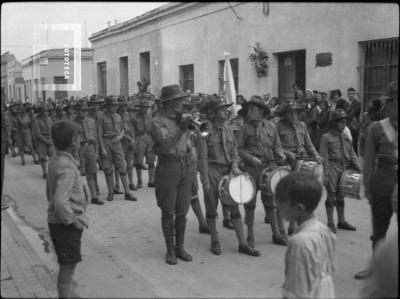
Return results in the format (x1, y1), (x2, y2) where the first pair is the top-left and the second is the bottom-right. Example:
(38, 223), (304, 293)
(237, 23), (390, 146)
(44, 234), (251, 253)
(1, 2), (398, 298)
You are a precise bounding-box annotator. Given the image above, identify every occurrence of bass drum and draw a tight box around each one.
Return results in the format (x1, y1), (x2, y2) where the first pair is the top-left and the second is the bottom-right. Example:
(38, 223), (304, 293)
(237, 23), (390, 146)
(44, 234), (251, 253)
(339, 170), (362, 199)
(218, 173), (256, 206)
(259, 165), (291, 196)
(295, 159), (324, 183)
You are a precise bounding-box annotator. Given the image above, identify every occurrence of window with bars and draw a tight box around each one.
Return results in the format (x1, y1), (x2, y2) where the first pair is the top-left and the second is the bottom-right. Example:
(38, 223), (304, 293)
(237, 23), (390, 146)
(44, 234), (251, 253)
(359, 37), (398, 110)
(218, 58), (239, 93)
(179, 64), (194, 93)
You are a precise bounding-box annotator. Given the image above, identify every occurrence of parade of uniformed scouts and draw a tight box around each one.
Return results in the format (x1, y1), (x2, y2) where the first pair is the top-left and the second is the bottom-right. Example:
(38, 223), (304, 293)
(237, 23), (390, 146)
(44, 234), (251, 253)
(1, 77), (398, 299)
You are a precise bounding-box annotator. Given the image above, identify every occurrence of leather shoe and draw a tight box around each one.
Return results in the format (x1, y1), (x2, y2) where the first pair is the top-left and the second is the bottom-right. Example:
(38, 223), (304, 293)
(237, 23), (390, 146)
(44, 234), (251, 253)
(113, 188), (124, 195)
(137, 181), (143, 189)
(328, 224), (337, 234)
(354, 269), (370, 280)
(33, 160), (40, 164)
(338, 221), (356, 231)
(199, 225), (210, 234)
(147, 182), (155, 188)
(272, 235), (288, 246)
(107, 194), (114, 201)
(175, 247), (192, 261)
(210, 241), (221, 255)
(223, 219), (234, 230)
(247, 236), (255, 248)
(91, 198), (105, 205)
(165, 251), (177, 265)
(125, 193), (138, 201)
(129, 184), (137, 191)
(238, 244), (260, 257)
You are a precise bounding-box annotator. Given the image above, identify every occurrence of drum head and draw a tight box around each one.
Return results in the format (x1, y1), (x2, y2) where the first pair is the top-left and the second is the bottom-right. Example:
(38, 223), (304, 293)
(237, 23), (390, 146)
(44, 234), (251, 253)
(315, 164), (324, 183)
(228, 174), (255, 204)
(269, 167), (291, 195)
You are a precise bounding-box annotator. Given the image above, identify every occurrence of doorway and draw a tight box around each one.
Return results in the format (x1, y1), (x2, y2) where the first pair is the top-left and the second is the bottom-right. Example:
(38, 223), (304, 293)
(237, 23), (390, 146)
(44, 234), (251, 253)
(119, 56), (129, 96)
(139, 51), (150, 87)
(277, 50), (306, 100)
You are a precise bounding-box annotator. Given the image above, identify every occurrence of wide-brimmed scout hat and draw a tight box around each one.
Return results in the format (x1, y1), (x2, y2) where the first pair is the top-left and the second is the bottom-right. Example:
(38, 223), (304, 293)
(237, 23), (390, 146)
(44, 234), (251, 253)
(105, 95), (119, 106)
(14, 105), (25, 113)
(243, 95), (270, 113)
(280, 99), (303, 112)
(330, 108), (348, 121)
(74, 101), (91, 111)
(200, 97), (232, 114)
(379, 81), (398, 102)
(160, 84), (189, 103)
(88, 94), (105, 105)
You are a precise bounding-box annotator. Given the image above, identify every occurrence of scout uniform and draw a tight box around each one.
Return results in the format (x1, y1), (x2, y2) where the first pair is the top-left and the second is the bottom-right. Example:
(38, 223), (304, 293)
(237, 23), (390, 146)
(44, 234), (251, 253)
(319, 109), (361, 233)
(363, 85), (398, 249)
(32, 105), (55, 178)
(355, 81), (398, 281)
(276, 100), (321, 166)
(6, 104), (17, 157)
(98, 96), (137, 202)
(133, 94), (156, 188)
(276, 100), (323, 234)
(237, 96), (287, 246)
(116, 98), (137, 191)
(13, 105), (36, 165)
(151, 84), (194, 265)
(87, 95), (105, 197)
(198, 97), (260, 257)
(74, 102), (104, 205)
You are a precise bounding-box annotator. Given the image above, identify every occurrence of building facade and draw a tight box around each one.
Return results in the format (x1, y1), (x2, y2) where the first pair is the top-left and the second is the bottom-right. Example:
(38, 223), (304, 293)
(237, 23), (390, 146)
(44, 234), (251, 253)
(22, 48), (94, 104)
(89, 2), (398, 107)
(7, 58), (25, 103)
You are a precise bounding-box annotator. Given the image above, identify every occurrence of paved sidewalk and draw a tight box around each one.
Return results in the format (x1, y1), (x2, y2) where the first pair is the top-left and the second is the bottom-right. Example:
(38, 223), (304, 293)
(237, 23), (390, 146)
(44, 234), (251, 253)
(1, 205), (58, 299)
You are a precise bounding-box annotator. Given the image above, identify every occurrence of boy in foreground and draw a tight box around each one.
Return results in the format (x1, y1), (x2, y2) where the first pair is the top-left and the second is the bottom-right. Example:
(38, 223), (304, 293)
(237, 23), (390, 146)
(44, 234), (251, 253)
(47, 120), (89, 298)
(276, 172), (336, 299)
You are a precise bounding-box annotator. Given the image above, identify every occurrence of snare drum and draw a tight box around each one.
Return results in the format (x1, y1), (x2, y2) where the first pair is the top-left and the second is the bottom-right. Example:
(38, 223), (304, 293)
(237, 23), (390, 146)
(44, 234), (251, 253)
(218, 173), (256, 206)
(339, 170), (362, 199)
(295, 159), (324, 183)
(259, 166), (291, 196)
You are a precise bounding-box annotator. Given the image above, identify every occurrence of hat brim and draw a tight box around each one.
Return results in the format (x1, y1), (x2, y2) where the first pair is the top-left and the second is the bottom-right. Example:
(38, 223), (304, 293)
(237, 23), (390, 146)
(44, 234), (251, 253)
(161, 92), (189, 103)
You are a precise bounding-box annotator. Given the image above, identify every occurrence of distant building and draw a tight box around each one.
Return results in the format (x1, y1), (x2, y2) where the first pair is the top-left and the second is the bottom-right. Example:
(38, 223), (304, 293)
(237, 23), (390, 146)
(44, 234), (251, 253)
(89, 2), (398, 109)
(22, 48), (94, 104)
(7, 58), (25, 103)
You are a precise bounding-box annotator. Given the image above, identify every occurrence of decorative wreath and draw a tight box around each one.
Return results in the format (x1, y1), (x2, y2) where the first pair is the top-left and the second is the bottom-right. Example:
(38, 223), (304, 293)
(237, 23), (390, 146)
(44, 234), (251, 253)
(248, 42), (269, 77)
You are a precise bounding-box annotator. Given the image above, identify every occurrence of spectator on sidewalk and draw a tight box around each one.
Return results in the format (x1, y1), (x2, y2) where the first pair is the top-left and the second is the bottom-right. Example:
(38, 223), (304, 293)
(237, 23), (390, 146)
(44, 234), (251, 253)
(47, 120), (89, 298)
(276, 172), (336, 299)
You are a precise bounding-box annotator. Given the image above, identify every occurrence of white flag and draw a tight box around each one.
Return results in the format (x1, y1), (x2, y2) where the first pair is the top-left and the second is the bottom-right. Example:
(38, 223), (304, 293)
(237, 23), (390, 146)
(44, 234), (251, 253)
(223, 52), (238, 116)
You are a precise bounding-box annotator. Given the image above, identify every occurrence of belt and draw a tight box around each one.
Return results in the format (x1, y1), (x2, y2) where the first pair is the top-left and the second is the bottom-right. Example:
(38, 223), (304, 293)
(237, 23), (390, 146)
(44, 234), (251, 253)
(158, 154), (191, 165)
(103, 135), (116, 139)
(329, 159), (349, 165)
(376, 155), (397, 170)
(80, 140), (95, 145)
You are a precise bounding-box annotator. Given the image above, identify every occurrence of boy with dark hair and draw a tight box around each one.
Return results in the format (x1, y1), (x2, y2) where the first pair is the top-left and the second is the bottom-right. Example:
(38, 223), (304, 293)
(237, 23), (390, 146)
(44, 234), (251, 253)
(47, 120), (89, 299)
(276, 172), (336, 299)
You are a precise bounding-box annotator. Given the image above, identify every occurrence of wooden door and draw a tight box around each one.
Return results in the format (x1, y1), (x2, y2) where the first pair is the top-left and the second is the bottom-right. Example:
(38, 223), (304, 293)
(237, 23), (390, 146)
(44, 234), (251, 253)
(278, 53), (296, 100)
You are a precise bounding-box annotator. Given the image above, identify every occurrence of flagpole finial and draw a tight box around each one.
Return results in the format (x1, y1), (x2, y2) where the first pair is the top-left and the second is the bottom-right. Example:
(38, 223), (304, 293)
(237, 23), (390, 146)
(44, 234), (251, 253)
(224, 52), (230, 56)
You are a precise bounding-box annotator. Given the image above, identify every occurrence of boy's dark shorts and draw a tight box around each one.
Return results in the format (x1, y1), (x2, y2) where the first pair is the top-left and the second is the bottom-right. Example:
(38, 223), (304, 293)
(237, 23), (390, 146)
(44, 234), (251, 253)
(48, 223), (83, 265)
